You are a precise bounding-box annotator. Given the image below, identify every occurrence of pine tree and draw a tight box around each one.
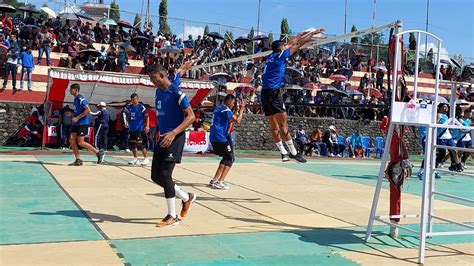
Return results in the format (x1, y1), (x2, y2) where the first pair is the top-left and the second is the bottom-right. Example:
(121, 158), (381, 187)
(224, 31), (234, 43)
(427, 48), (434, 63)
(204, 25), (210, 36)
(109, 1), (120, 21)
(280, 18), (289, 41)
(246, 27), (255, 53)
(409, 33), (417, 50)
(159, 0), (172, 35)
(268, 32), (274, 43)
(133, 14), (142, 29)
(350, 25), (358, 44)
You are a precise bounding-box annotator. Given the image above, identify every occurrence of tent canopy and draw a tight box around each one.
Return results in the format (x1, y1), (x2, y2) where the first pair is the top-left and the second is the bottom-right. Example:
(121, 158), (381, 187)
(47, 68), (215, 107)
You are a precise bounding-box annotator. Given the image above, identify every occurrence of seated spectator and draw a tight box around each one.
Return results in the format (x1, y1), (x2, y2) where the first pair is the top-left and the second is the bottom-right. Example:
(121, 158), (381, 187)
(323, 125), (340, 157)
(117, 46), (128, 72)
(295, 123), (311, 155)
(349, 130), (364, 158)
(310, 126), (326, 156)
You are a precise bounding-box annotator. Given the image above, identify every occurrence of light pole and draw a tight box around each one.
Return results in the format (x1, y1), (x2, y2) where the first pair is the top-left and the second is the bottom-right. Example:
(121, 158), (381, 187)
(424, 0), (430, 70)
(344, 0), (348, 34)
(256, 0), (262, 35)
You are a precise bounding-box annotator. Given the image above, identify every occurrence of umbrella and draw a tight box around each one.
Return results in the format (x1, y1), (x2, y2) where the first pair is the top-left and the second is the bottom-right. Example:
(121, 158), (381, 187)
(254, 34), (268, 41)
(321, 88), (349, 97)
(117, 19), (133, 28)
(455, 99), (470, 105)
(117, 42), (136, 53)
(77, 49), (101, 62)
(354, 51), (368, 57)
(0, 4), (16, 13)
(22, 24), (39, 30)
(99, 18), (117, 26)
(209, 72), (232, 79)
(235, 84), (256, 94)
(427, 95), (448, 104)
(347, 89), (363, 95)
(329, 74), (347, 81)
(41, 7), (56, 18)
(234, 49), (248, 57)
(18, 5), (39, 13)
(319, 46), (331, 53)
(206, 32), (224, 40)
(59, 12), (78, 20)
(373, 65), (387, 71)
(75, 12), (95, 21)
(286, 67), (303, 77)
(335, 68), (353, 79)
(159, 46), (181, 54)
(303, 82), (320, 90)
(363, 88), (383, 99)
(440, 59), (451, 65)
(131, 36), (152, 43)
(235, 36), (250, 44)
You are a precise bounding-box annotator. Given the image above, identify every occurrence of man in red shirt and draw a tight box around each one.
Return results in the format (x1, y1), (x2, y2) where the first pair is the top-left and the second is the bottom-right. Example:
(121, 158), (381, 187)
(146, 104), (157, 150)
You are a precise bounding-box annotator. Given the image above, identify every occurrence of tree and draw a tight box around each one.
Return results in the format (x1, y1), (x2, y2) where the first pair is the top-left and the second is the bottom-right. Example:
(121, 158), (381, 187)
(133, 14), (142, 29)
(280, 18), (289, 41)
(109, 1), (120, 21)
(359, 32), (385, 45)
(246, 27), (255, 53)
(427, 48), (434, 63)
(409, 32), (417, 50)
(268, 32), (274, 43)
(159, 0), (172, 36)
(204, 25), (210, 36)
(146, 18), (154, 29)
(350, 25), (358, 44)
(224, 31), (234, 43)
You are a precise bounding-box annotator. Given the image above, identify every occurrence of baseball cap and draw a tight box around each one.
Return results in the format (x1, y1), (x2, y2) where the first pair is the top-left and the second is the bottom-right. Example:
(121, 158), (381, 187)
(98, 101), (106, 107)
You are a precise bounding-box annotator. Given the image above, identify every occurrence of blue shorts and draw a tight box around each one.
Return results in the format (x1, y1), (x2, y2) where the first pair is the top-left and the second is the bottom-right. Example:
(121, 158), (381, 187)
(437, 138), (455, 147)
(457, 140), (472, 148)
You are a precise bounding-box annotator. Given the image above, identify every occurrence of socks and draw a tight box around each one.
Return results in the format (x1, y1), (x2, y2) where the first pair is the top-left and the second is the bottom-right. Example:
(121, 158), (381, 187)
(285, 140), (298, 156)
(275, 141), (288, 155)
(166, 198), (177, 218)
(174, 184), (190, 202)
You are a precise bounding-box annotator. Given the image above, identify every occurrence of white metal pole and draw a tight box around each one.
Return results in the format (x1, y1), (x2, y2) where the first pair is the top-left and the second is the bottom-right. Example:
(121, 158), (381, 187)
(427, 125), (436, 236)
(413, 32), (421, 98)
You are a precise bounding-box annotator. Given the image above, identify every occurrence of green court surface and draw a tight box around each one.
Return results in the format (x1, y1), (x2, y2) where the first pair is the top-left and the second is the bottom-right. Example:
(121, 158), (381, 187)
(0, 161), (103, 245)
(273, 162), (474, 207)
(0, 152), (472, 265)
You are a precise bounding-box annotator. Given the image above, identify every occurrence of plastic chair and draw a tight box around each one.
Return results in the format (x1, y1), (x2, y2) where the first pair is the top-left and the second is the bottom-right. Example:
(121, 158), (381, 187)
(375, 137), (385, 158)
(362, 136), (374, 158)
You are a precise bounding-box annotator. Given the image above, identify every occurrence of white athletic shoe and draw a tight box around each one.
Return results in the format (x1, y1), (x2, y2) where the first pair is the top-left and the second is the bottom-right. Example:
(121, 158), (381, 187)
(337, 154), (342, 158)
(141, 158), (150, 166)
(389, 223), (399, 238)
(125, 149), (131, 153)
(213, 181), (230, 190)
(128, 158), (139, 165)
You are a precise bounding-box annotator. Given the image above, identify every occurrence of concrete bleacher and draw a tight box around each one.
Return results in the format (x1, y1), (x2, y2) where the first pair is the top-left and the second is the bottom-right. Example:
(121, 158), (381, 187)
(1, 44), (454, 101)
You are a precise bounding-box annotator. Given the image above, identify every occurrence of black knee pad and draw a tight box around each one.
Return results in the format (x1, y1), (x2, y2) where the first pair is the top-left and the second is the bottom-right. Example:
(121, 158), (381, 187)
(129, 141), (137, 150)
(221, 155), (235, 167)
(136, 142), (143, 150)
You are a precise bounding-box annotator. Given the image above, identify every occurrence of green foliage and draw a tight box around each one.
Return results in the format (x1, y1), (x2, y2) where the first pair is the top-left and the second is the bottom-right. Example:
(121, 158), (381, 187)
(204, 25), (210, 36)
(224, 31), (234, 43)
(350, 25), (358, 44)
(109, 1), (120, 21)
(268, 32), (273, 43)
(280, 18), (289, 41)
(159, 0), (172, 35)
(409, 32), (417, 50)
(133, 14), (142, 28)
(359, 32), (385, 45)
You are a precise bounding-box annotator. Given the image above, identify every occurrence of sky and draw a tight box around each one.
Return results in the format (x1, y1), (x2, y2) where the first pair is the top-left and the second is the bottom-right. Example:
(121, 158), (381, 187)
(28, 0), (474, 60)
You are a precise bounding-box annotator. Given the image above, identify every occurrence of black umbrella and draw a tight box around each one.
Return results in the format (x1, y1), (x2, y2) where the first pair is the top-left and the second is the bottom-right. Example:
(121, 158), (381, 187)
(159, 46), (181, 54)
(77, 49), (101, 62)
(234, 49), (248, 57)
(235, 36), (250, 44)
(286, 66), (304, 77)
(254, 34), (268, 41)
(17, 4), (39, 13)
(206, 32), (224, 40)
(0, 4), (16, 13)
(21, 25), (39, 31)
(117, 19), (133, 28)
(131, 36), (152, 44)
(75, 12), (94, 21)
(117, 42), (136, 53)
(450, 58), (462, 69)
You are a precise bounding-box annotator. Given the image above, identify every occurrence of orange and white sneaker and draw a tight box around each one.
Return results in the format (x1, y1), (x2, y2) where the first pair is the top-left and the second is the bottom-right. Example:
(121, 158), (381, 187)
(155, 214), (180, 227)
(180, 192), (197, 218)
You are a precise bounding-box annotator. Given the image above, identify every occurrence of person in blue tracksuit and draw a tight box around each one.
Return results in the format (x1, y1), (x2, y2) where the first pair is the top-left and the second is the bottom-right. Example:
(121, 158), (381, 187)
(91, 102), (110, 151)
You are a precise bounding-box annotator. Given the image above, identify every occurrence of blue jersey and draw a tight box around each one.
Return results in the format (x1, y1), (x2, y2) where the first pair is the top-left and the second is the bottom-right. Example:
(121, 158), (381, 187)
(437, 113), (449, 138)
(453, 118), (471, 141)
(418, 126), (427, 144)
(73, 94), (90, 126)
(262, 48), (291, 89)
(210, 105), (233, 142)
(169, 73), (181, 87)
(155, 83), (190, 134)
(126, 103), (147, 131)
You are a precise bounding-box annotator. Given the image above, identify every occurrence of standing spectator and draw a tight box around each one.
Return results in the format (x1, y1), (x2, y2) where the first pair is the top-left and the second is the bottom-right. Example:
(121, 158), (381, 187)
(359, 73), (369, 89)
(117, 46), (128, 72)
(37, 26), (52, 66)
(146, 104), (157, 151)
(376, 68), (384, 90)
(1, 34), (20, 92)
(52, 16), (62, 30)
(1, 11), (13, 32)
(18, 46), (35, 91)
(98, 45), (107, 70)
(91, 102), (110, 152)
(59, 105), (74, 150)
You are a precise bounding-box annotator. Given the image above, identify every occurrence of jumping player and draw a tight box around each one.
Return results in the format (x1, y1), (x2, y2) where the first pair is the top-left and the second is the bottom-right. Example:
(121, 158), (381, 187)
(125, 93), (150, 165)
(69, 83), (104, 165)
(147, 63), (197, 227)
(209, 94), (245, 190)
(261, 28), (324, 162)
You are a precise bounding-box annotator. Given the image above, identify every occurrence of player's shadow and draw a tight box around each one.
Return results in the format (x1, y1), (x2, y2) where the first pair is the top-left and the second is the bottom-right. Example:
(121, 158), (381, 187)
(11, 160), (64, 166)
(146, 193), (271, 204)
(30, 210), (156, 225)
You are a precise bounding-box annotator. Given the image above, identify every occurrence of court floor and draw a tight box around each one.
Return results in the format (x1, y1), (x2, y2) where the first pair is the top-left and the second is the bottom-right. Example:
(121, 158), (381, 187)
(0, 150), (472, 265)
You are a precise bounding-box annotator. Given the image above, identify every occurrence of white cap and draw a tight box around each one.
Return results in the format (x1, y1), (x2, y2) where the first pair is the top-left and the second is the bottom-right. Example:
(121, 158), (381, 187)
(329, 125), (336, 131)
(98, 101), (106, 107)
